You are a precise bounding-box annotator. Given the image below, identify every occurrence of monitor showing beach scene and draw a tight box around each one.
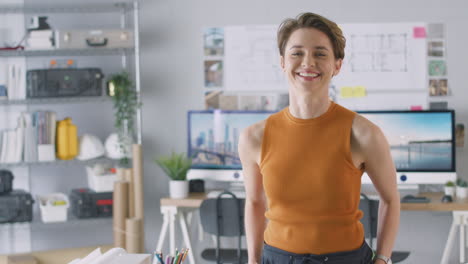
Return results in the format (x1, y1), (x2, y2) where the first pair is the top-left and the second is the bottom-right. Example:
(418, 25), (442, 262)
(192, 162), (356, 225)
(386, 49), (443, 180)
(361, 111), (455, 171)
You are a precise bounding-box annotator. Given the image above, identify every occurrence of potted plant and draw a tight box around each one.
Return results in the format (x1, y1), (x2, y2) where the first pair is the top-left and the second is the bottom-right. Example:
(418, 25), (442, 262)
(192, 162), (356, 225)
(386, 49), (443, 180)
(444, 181), (455, 197)
(108, 71), (141, 166)
(155, 152), (192, 199)
(456, 179), (468, 199)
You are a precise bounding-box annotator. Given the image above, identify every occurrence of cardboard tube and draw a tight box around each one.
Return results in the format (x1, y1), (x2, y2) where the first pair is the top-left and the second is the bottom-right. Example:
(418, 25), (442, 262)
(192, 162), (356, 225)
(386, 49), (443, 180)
(116, 168), (126, 181)
(125, 217), (143, 253)
(132, 144), (145, 252)
(124, 168), (135, 218)
(113, 181), (129, 248)
(132, 144), (144, 220)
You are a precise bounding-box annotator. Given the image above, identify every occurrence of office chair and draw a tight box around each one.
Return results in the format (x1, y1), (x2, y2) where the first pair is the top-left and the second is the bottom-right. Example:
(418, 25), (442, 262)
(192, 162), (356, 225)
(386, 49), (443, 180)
(360, 193), (410, 263)
(199, 190), (248, 264)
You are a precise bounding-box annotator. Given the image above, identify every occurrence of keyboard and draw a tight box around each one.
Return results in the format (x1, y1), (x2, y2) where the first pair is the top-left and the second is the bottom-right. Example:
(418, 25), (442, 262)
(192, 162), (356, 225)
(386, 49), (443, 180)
(207, 190), (246, 198)
(401, 195), (430, 203)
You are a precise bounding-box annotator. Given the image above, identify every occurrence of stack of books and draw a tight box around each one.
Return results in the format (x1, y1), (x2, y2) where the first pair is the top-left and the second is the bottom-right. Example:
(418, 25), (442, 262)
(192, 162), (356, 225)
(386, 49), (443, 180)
(0, 111), (56, 164)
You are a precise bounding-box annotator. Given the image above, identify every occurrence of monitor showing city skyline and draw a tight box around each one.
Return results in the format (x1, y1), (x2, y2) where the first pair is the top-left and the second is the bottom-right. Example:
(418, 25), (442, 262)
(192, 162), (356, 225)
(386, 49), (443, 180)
(188, 110), (273, 169)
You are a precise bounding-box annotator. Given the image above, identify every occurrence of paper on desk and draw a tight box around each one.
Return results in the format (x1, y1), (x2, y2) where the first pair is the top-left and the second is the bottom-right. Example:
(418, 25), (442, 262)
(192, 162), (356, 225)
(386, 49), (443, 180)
(111, 254), (151, 264)
(67, 247), (150, 264)
(80, 248), (102, 263)
(89, 248), (126, 264)
(67, 248), (102, 264)
(67, 248), (125, 264)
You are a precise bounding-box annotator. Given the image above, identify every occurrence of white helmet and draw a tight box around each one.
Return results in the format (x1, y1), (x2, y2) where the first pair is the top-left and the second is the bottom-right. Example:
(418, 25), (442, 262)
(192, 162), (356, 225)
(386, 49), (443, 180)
(77, 134), (105, 160)
(104, 133), (131, 159)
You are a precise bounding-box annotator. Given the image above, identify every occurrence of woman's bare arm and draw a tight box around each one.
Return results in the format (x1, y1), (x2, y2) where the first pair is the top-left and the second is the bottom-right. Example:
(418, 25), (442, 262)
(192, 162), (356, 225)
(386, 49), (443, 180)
(238, 122), (267, 264)
(353, 115), (400, 263)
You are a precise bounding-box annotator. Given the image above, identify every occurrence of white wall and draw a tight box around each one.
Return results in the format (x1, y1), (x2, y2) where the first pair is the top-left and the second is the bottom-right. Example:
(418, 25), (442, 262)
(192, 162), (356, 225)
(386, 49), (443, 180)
(140, 0), (468, 263)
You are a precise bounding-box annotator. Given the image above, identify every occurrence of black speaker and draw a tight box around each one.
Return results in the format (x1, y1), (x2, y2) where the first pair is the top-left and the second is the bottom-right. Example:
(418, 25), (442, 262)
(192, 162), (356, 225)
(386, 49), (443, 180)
(189, 179), (205, 193)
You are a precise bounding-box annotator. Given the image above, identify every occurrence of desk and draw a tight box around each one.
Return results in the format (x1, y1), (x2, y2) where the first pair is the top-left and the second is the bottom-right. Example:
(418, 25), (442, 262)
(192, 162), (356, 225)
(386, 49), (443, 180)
(155, 193), (207, 264)
(407, 192), (468, 264)
(155, 192), (468, 264)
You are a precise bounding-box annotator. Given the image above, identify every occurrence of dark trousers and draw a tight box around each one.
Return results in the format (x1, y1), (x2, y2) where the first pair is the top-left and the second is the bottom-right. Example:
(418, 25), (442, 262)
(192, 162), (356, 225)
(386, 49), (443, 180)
(261, 241), (374, 264)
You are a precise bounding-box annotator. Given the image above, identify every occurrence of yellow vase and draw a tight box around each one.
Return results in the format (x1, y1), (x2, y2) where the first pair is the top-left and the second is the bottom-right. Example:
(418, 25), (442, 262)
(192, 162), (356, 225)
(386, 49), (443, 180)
(56, 118), (78, 160)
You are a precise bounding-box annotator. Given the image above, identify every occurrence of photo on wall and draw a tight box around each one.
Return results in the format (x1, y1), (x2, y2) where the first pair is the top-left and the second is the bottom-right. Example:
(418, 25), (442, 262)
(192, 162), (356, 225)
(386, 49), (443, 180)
(204, 91), (289, 111)
(204, 60), (223, 88)
(205, 90), (222, 109)
(203, 28), (224, 56)
(204, 91), (238, 110)
(427, 41), (445, 57)
(427, 23), (445, 39)
(429, 79), (449, 96)
(240, 94), (291, 111)
(428, 60), (446, 76)
(456, 124), (465, 148)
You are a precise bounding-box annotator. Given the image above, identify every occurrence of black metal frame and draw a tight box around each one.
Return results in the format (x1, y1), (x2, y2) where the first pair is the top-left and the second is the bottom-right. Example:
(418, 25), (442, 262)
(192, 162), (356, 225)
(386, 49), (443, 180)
(215, 190), (243, 264)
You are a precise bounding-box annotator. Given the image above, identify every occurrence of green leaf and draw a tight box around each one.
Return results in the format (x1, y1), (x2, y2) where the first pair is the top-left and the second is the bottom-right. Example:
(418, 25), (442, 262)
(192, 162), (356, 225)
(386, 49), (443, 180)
(445, 181), (455, 187)
(154, 152), (192, 181)
(108, 71), (141, 158)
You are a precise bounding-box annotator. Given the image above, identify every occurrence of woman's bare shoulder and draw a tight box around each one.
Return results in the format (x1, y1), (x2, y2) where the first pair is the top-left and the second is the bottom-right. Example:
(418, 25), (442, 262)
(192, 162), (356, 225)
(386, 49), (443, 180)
(352, 113), (387, 146)
(240, 119), (267, 149)
(238, 119), (267, 165)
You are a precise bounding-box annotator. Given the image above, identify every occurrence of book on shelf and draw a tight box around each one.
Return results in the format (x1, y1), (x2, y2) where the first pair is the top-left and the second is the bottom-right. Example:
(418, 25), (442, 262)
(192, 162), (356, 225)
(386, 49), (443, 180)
(0, 111), (56, 164)
(23, 112), (37, 163)
(0, 131), (8, 163)
(0, 85), (7, 100)
(14, 114), (25, 163)
(5, 63), (26, 100)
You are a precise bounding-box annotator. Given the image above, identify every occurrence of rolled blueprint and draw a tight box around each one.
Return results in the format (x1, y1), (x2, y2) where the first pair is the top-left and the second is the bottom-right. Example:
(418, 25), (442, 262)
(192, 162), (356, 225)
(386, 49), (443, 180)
(113, 181), (129, 248)
(132, 144), (145, 252)
(116, 168), (126, 181)
(125, 217), (143, 253)
(124, 168), (135, 218)
(132, 144), (144, 219)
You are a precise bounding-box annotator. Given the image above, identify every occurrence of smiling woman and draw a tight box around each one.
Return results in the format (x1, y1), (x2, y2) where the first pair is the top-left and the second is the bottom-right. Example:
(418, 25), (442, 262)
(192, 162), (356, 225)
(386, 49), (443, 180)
(239, 12), (401, 264)
(280, 27), (342, 98)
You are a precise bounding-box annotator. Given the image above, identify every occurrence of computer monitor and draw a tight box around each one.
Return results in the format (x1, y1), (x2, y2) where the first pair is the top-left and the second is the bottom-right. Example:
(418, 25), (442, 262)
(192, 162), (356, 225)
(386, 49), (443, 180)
(187, 109), (457, 185)
(359, 110), (456, 185)
(187, 110), (273, 182)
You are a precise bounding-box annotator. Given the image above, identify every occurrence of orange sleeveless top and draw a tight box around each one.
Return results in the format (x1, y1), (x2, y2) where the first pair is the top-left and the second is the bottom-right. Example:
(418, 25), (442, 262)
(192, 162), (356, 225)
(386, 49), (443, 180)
(260, 101), (364, 254)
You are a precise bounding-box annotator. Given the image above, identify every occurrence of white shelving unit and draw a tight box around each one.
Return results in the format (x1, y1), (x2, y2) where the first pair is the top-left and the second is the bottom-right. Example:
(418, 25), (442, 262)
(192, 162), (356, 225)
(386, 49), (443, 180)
(0, 1), (142, 254)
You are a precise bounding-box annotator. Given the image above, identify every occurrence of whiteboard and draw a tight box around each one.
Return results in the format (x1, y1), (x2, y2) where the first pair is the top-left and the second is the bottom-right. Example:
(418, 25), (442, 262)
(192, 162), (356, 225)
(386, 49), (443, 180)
(223, 23), (429, 110)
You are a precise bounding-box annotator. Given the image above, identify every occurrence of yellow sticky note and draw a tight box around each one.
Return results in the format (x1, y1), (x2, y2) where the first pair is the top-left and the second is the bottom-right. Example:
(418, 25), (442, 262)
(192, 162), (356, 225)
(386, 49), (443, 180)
(353, 86), (367, 97)
(340, 87), (354, 98)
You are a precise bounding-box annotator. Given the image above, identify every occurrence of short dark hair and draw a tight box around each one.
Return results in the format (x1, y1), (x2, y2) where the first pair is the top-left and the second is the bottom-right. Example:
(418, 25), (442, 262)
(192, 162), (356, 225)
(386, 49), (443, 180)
(277, 12), (346, 60)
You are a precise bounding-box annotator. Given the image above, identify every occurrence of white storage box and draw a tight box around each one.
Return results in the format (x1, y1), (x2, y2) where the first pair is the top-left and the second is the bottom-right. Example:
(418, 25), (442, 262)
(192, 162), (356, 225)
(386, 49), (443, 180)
(86, 166), (117, 192)
(37, 144), (56, 162)
(38, 193), (69, 223)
